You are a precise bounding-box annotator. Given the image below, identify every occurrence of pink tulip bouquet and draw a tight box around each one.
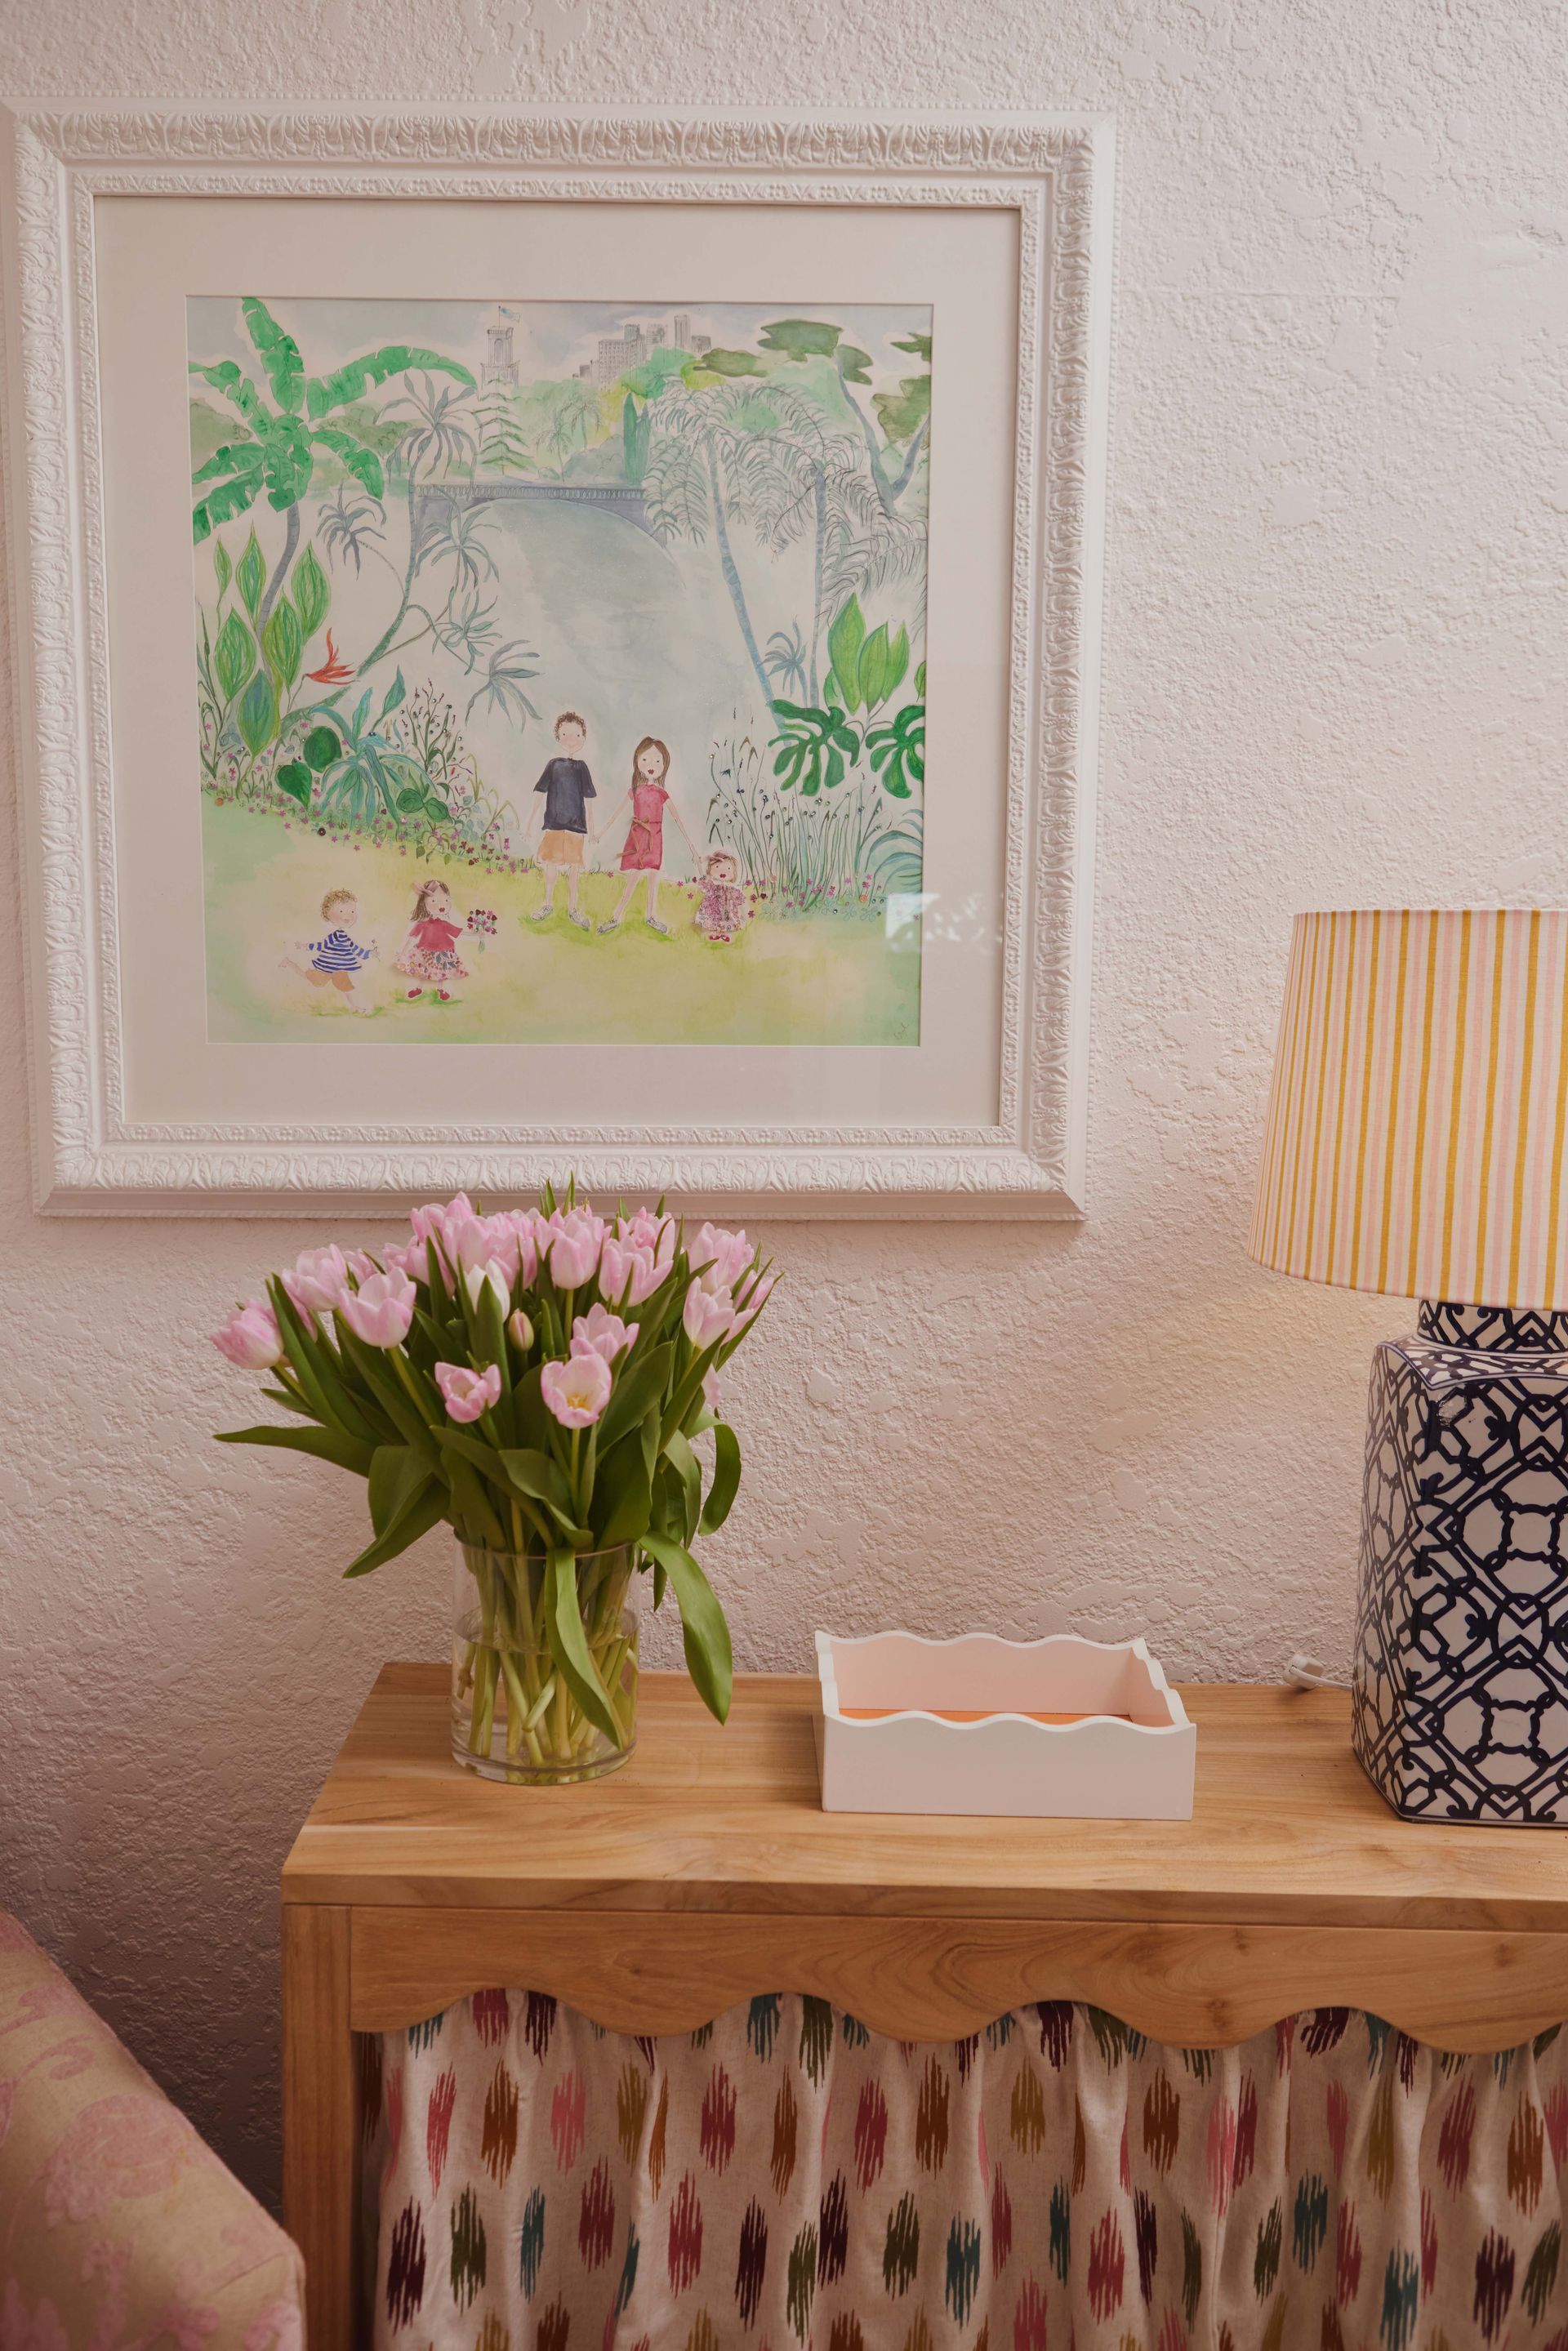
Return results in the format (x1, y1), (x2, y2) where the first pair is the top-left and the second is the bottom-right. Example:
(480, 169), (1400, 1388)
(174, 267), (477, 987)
(212, 1185), (776, 1783)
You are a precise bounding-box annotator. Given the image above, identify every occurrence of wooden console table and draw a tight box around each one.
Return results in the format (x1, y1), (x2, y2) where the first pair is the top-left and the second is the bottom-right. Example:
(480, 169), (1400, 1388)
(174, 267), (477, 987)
(281, 1666), (1568, 2348)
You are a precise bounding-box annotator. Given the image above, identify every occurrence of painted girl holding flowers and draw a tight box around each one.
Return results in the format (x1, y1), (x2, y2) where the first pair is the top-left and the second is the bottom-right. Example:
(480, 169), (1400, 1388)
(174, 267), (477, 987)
(394, 877), (469, 1001)
(597, 737), (698, 937)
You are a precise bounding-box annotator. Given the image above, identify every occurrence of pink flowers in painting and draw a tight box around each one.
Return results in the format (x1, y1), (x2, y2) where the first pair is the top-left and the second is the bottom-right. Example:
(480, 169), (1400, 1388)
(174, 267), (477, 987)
(207, 1184), (779, 1734)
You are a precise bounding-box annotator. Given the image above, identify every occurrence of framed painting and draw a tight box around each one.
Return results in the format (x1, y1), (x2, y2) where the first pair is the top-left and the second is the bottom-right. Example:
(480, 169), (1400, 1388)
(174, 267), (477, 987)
(1, 108), (1112, 1214)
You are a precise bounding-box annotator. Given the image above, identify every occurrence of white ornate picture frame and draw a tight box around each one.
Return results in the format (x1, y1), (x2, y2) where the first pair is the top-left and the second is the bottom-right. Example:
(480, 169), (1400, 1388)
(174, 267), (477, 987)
(1, 108), (1112, 1216)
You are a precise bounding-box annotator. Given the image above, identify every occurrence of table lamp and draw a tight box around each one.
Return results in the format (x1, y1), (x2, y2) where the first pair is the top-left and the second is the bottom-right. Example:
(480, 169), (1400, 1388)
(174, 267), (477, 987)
(1250, 908), (1568, 1826)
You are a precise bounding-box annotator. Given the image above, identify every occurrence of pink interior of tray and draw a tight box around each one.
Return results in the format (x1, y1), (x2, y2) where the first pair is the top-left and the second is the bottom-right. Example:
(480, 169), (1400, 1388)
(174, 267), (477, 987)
(825, 1636), (1177, 1727)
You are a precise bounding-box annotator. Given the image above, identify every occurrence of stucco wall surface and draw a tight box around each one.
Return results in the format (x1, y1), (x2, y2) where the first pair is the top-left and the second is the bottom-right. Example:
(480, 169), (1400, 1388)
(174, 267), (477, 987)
(2, 0), (1566, 2207)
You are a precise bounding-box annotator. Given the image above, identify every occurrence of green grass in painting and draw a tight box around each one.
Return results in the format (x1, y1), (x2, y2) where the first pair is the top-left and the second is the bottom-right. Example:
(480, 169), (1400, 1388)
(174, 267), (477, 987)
(202, 797), (920, 1048)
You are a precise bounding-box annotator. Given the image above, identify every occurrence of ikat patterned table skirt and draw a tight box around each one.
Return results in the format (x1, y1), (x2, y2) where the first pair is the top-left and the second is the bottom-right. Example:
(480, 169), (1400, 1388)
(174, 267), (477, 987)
(366, 1992), (1568, 2350)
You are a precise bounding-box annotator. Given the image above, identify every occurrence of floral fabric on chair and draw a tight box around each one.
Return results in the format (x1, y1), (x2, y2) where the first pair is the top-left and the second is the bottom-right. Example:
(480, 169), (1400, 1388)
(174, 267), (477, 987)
(0, 1912), (304, 2351)
(372, 1990), (1568, 2350)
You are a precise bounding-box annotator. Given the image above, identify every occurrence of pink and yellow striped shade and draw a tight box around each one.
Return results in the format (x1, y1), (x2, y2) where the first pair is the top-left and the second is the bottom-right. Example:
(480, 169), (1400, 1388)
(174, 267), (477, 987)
(1250, 909), (1568, 1309)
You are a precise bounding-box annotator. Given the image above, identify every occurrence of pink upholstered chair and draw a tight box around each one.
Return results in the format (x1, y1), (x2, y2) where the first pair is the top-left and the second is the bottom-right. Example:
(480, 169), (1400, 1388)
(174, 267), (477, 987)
(0, 1910), (304, 2349)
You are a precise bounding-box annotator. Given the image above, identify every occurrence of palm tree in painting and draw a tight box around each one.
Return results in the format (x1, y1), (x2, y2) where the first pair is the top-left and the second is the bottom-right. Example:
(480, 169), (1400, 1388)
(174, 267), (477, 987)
(189, 296), (474, 622)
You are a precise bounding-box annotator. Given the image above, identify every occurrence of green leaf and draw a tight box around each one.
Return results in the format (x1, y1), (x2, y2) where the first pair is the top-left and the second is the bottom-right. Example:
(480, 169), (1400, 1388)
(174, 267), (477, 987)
(301, 725), (341, 773)
(261, 416), (313, 512)
(236, 529), (266, 617)
(758, 318), (844, 361)
(597, 1342), (674, 1454)
(368, 1443), (430, 1537)
(380, 667), (407, 724)
(265, 1280), (360, 1439)
(915, 659), (927, 697)
(213, 608), (256, 703)
(262, 595), (303, 688)
(274, 760), (312, 808)
(641, 1535), (733, 1723)
(343, 1479), (448, 1578)
(332, 1325), (439, 1461)
(309, 425), (385, 501)
(305, 346), (474, 421)
(663, 1428), (702, 1543)
(214, 1423), (375, 1476)
(292, 543), (330, 639)
(544, 1550), (622, 1743)
(188, 358), (267, 432)
(498, 1447), (575, 1519)
(236, 669), (278, 755)
(242, 296), (305, 415)
(213, 537), (232, 599)
(509, 1365), (550, 1452)
(592, 1437), (652, 1547)
(192, 470), (265, 541)
(700, 1423), (742, 1533)
(858, 622), (892, 714)
(827, 596), (866, 712)
(684, 348), (766, 381)
(872, 370), (931, 446)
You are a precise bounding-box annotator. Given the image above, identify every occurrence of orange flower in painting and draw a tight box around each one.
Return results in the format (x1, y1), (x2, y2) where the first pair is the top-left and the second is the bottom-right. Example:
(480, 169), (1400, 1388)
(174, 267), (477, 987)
(306, 630), (353, 685)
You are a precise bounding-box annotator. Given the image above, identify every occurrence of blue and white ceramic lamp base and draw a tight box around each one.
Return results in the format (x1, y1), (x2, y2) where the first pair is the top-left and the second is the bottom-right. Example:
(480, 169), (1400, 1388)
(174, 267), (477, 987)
(1353, 1298), (1568, 1826)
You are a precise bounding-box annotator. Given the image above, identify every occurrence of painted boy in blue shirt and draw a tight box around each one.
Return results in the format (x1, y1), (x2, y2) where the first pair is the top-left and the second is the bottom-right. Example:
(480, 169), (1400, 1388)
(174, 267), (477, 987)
(528, 711), (597, 931)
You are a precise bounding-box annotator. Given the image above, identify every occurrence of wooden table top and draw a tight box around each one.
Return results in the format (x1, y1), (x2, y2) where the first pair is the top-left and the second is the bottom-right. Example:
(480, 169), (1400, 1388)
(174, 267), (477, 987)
(281, 1665), (1568, 1932)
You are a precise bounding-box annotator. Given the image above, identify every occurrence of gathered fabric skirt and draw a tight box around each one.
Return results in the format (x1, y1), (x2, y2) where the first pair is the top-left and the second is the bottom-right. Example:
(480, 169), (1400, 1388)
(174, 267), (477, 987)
(366, 1993), (1568, 2347)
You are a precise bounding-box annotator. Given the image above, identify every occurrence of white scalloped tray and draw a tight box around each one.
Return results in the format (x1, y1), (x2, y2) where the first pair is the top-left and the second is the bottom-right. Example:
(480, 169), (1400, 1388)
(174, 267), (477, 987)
(814, 1630), (1196, 1819)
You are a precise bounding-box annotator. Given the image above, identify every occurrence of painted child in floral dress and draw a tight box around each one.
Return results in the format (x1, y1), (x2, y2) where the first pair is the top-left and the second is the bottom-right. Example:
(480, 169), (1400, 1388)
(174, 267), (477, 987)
(394, 878), (469, 1001)
(695, 850), (749, 945)
(598, 737), (698, 936)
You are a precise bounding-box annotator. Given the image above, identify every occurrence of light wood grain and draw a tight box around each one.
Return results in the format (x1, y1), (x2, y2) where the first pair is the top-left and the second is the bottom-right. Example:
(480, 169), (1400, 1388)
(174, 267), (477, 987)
(281, 1905), (360, 2351)
(349, 1905), (1568, 2053)
(283, 1668), (1568, 1932)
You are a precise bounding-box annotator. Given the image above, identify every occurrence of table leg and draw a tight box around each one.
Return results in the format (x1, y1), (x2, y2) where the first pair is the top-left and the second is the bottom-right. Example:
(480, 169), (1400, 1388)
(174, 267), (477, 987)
(283, 1904), (360, 2348)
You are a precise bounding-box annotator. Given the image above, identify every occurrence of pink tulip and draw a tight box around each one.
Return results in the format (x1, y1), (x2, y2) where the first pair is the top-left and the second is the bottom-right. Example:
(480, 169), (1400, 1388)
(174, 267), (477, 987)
(599, 1236), (665, 1307)
(381, 1238), (429, 1285)
(502, 1210), (541, 1287)
(339, 1267), (416, 1348)
(541, 1348), (612, 1428)
(411, 1194), (474, 1250)
(507, 1308), (534, 1351)
(450, 1211), (529, 1290)
(683, 1276), (736, 1349)
(286, 1245), (352, 1316)
(571, 1302), (639, 1365)
(345, 1249), (381, 1285)
(547, 1208), (605, 1289)
(688, 1222), (753, 1289)
(434, 1360), (501, 1424)
(618, 1206), (676, 1260)
(212, 1300), (283, 1369)
(463, 1259), (511, 1313)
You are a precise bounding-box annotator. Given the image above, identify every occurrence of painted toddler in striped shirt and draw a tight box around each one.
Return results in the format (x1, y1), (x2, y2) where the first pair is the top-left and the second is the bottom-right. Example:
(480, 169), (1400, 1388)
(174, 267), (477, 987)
(283, 887), (378, 1008)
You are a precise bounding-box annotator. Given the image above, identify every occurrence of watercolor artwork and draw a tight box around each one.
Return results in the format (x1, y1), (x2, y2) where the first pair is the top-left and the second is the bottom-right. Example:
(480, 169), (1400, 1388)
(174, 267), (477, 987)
(189, 296), (931, 1046)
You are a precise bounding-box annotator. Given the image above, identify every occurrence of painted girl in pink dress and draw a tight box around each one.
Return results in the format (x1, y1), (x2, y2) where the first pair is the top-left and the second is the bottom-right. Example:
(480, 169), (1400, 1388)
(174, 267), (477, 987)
(597, 737), (697, 936)
(394, 877), (469, 1001)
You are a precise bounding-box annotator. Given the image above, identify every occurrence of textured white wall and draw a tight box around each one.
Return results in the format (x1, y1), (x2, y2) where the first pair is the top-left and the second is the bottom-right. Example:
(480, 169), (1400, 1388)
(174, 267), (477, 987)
(3, 0), (1566, 2208)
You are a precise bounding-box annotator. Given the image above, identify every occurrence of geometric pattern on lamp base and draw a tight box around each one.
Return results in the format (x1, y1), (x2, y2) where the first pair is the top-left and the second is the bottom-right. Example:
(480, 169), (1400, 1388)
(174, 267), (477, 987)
(1352, 1313), (1568, 1824)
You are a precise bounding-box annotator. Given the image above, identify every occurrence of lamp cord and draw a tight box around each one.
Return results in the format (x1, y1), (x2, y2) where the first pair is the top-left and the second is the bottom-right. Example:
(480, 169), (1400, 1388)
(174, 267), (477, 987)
(1282, 1651), (1350, 1691)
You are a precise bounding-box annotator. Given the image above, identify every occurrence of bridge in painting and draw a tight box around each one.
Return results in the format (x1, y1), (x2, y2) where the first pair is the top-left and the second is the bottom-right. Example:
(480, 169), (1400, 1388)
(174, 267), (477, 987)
(413, 479), (656, 537)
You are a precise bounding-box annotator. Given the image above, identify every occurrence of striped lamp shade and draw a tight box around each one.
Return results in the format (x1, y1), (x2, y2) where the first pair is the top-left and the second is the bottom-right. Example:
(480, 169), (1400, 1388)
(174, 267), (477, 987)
(1250, 909), (1568, 1309)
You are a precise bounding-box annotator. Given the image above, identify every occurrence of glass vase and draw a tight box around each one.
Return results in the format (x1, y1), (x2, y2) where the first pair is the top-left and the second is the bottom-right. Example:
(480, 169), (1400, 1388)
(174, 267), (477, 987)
(451, 1540), (639, 1785)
